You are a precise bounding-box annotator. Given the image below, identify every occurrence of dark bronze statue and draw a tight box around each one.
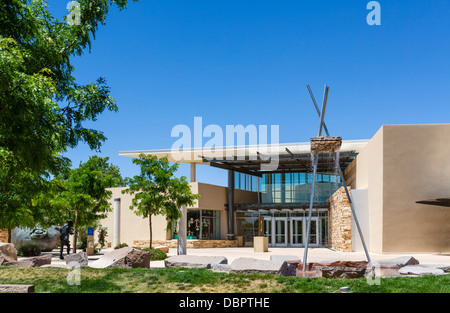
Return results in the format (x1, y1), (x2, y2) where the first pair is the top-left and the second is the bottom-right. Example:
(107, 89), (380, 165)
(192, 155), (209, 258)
(59, 220), (74, 259)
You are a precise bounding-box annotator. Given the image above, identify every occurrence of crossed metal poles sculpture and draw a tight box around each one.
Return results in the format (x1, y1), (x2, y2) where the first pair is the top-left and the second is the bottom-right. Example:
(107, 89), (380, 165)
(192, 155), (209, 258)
(302, 84), (373, 275)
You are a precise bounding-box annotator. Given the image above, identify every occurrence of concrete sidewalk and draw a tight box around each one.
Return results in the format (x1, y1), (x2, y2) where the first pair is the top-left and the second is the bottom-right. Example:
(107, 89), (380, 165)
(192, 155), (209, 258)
(35, 246), (450, 269)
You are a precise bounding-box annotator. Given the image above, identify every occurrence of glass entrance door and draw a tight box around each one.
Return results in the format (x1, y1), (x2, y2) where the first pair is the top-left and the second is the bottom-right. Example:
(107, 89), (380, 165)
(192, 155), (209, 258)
(290, 217), (304, 247)
(305, 217), (319, 246)
(274, 217), (288, 247)
(261, 214), (322, 247)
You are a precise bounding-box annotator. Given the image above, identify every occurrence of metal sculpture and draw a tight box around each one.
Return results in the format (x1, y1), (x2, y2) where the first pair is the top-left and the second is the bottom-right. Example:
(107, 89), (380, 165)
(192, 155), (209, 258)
(302, 84), (373, 276)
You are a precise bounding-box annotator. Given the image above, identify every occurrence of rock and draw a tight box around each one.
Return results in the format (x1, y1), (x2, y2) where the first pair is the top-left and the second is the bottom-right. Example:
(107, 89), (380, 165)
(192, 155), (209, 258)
(4, 254), (52, 267)
(211, 263), (230, 273)
(64, 251), (88, 267)
(229, 257), (293, 275)
(326, 260), (369, 268)
(0, 242), (18, 264)
(399, 265), (445, 276)
(41, 264), (67, 268)
(155, 246), (169, 253)
(290, 260), (367, 278)
(316, 265), (367, 278)
(89, 247), (150, 268)
(377, 256), (419, 269)
(0, 284), (34, 293)
(270, 255), (301, 263)
(434, 264), (450, 272)
(164, 255), (228, 269)
(279, 262), (297, 277)
(12, 227), (61, 252)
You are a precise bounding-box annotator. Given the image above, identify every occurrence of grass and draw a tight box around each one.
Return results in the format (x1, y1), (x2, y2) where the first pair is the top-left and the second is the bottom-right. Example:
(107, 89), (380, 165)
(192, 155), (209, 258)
(0, 266), (449, 293)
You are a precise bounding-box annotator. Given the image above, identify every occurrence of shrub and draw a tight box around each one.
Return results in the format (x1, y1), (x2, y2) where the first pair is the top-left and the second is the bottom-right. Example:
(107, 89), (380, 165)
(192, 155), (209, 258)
(133, 247), (167, 261)
(17, 243), (42, 257)
(114, 243), (129, 249)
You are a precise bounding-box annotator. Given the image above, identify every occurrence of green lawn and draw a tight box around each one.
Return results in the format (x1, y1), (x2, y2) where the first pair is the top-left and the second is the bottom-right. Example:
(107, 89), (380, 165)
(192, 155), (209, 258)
(0, 266), (449, 293)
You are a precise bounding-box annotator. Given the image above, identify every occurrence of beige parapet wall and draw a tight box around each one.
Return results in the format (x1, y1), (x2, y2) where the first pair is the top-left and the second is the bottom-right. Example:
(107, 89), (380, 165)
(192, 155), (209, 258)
(349, 124), (450, 253)
(99, 182), (257, 248)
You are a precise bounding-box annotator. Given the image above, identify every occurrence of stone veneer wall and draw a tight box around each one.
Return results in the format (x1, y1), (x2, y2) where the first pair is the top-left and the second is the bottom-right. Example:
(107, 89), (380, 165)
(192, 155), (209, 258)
(328, 186), (352, 252)
(0, 229), (9, 243)
(133, 239), (238, 249)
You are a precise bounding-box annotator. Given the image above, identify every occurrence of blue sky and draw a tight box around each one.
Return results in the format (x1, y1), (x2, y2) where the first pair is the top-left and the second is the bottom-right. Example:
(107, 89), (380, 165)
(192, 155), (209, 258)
(47, 0), (450, 186)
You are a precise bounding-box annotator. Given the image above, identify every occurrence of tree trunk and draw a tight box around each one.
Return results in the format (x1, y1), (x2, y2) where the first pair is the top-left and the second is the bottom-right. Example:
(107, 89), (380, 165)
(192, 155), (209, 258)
(149, 214), (153, 250)
(72, 209), (78, 254)
(7, 228), (11, 243)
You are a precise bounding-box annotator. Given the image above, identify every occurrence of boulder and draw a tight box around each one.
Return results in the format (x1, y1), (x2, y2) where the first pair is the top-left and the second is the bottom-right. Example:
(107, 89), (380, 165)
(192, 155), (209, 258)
(155, 246), (169, 253)
(0, 242), (18, 264)
(211, 263), (231, 273)
(229, 257), (295, 276)
(41, 264), (67, 268)
(64, 251), (88, 267)
(164, 255), (227, 269)
(89, 247), (150, 268)
(435, 264), (450, 272)
(316, 265), (367, 278)
(0, 284), (35, 293)
(377, 256), (419, 269)
(12, 227), (61, 252)
(270, 255), (301, 263)
(399, 265), (445, 276)
(4, 254), (52, 267)
(316, 260), (368, 278)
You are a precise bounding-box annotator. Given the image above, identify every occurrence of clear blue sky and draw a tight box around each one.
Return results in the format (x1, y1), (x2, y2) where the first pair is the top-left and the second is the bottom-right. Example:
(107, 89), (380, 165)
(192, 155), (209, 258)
(47, 0), (450, 186)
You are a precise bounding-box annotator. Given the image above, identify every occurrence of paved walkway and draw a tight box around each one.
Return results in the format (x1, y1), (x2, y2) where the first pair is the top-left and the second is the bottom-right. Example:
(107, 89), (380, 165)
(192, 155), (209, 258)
(32, 247), (450, 269)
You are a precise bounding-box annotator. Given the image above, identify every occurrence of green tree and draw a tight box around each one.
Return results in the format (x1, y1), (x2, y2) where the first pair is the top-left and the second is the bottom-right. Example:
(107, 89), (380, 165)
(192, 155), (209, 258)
(0, 0), (136, 234)
(0, 150), (48, 242)
(123, 154), (200, 250)
(0, 0), (138, 176)
(51, 155), (122, 253)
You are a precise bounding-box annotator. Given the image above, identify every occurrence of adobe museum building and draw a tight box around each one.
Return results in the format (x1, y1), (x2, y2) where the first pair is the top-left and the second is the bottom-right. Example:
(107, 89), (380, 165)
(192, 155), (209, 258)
(99, 124), (450, 254)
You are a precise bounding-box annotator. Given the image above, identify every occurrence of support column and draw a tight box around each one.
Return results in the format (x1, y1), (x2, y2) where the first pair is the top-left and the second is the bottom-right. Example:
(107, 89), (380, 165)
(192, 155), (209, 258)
(227, 170), (235, 240)
(266, 174), (273, 203)
(113, 198), (121, 248)
(190, 163), (196, 182)
(281, 173), (286, 204)
(177, 205), (187, 255)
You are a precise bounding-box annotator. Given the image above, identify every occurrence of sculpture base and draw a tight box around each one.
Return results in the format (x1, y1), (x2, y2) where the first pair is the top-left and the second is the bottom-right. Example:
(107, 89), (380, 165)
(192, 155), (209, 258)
(310, 136), (342, 153)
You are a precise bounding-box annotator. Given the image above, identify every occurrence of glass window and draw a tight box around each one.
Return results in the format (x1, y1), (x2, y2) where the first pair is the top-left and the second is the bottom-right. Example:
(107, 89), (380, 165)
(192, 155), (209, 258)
(184, 209), (219, 240)
(258, 170), (343, 205)
(235, 211), (258, 247)
(187, 210), (201, 239)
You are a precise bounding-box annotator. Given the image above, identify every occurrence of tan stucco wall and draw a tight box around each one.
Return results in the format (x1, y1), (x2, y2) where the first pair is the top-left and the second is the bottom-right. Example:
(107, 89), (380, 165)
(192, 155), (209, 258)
(382, 124), (450, 253)
(352, 124), (450, 253)
(98, 182), (257, 247)
(354, 126), (384, 253)
(98, 187), (172, 248)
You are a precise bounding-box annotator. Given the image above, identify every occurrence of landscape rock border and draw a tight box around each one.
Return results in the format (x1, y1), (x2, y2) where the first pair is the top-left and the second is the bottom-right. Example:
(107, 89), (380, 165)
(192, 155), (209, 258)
(164, 255), (228, 269)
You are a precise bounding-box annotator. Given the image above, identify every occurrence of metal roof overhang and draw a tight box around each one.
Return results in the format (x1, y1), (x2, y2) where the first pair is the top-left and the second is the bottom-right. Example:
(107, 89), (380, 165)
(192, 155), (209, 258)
(207, 152), (357, 177)
(119, 139), (369, 177)
(416, 198), (450, 207)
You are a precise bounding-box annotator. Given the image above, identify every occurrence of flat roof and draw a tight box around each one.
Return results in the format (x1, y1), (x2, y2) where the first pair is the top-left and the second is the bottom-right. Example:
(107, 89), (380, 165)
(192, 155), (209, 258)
(119, 139), (368, 163)
(119, 139), (369, 176)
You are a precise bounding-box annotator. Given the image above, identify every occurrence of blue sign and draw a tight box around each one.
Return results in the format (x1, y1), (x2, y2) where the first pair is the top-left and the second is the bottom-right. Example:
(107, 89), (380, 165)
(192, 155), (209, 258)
(87, 227), (94, 236)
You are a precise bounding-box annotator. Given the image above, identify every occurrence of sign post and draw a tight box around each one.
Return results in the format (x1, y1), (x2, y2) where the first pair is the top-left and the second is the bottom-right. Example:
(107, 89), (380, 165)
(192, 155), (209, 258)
(86, 227), (95, 256)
